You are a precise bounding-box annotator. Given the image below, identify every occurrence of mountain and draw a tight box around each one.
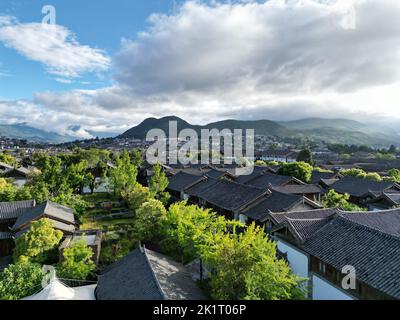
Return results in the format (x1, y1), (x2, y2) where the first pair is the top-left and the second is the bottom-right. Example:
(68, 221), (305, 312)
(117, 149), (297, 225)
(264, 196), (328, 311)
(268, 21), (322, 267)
(119, 116), (290, 140)
(120, 116), (400, 146)
(0, 123), (69, 143)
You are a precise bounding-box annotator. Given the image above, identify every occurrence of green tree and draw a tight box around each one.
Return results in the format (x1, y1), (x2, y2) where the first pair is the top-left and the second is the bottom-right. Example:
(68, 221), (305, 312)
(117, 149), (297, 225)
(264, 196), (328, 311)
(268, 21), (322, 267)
(296, 148), (314, 165)
(388, 169), (400, 183)
(134, 199), (167, 242)
(322, 190), (366, 212)
(0, 152), (17, 166)
(163, 202), (241, 263)
(111, 150), (138, 197)
(199, 223), (306, 300)
(51, 193), (89, 217)
(130, 149), (144, 168)
(149, 162), (170, 205)
(0, 262), (44, 300)
(57, 238), (95, 280)
(123, 184), (152, 212)
(278, 162), (313, 183)
(340, 168), (382, 182)
(14, 218), (63, 264)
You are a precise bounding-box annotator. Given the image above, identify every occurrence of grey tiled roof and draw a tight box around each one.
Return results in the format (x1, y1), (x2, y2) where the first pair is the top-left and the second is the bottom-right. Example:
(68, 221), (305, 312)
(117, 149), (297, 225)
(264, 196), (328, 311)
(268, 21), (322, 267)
(12, 201), (75, 231)
(187, 178), (268, 212)
(96, 248), (206, 300)
(0, 231), (13, 240)
(341, 209), (400, 237)
(331, 176), (396, 198)
(96, 248), (164, 300)
(301, 216), (400, 299)
(270, 208), (338, 225)
(0, 200), (35, 221)
(271, 184), (322, 195)
(284, 218), (333, 242)
(311, 171), (339, 184)
(167, 172), (205, 192)
(242, 192), (305, 221)
(243, 172), (294, 189)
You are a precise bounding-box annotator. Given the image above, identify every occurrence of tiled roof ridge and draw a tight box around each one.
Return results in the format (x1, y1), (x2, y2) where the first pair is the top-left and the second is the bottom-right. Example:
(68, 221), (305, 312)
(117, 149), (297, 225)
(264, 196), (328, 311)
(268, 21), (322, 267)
(143, 247), (167, 300)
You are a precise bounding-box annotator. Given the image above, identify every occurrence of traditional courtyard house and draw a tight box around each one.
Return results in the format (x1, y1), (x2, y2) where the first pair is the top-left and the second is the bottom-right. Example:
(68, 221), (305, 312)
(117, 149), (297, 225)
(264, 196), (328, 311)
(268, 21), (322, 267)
(330, 176), (400, 206)
(95, 247), (206, 300)
(186, 178), (268, 220)
(367, 192), (400, 211)
(237, 172), (306, 191)
(270, 209), (400, 300)
(167, 171), (206, 201)
(0, 200), (36, 256)
(239, 191), (322, 225)
(271, 184), (323, 202)
(59, 230), (103, 265)
(12, 201), (76, 238)
(311, 170), (342, 185)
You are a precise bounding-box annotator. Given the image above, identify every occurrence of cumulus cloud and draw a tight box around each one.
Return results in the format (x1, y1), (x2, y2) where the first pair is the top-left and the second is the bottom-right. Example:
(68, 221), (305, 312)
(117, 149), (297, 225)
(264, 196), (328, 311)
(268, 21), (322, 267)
(2, 0), (400, 136)
(0, 16), (110, 78)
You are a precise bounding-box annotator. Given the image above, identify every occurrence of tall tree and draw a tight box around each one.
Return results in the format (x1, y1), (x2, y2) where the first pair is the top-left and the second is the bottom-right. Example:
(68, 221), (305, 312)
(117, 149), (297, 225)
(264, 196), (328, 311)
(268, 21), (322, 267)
(0, 262), (44, 300)
(134, 199), (167, 242)
(296, 148), (314, 165)
(278, 162), (313, 183)
(111, 150), (138, 197)
(199, 223), (306, 300)
(149, 162), (170, 205)
(14, 218), (63, 264)
(57, 238), (95, 280)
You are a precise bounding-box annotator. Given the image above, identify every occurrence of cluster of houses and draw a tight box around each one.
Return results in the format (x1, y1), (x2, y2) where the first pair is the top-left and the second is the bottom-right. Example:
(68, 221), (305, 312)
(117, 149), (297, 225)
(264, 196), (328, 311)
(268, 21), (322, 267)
(161, 162), (400, 300)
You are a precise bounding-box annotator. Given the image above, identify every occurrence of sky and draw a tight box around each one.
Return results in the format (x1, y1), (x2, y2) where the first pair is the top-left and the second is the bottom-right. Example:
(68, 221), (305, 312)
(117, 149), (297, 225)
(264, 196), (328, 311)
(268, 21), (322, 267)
(0, 0), (400, 138)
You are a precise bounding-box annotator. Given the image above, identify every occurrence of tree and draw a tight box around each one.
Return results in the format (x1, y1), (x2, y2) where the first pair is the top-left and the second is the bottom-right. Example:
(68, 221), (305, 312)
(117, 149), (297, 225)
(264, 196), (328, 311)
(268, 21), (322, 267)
(130, 149), (144, 167)
(0, 262), (44, 300)
(111, 150), (138, 197)
(340, 168), (382, 182)
(388, 169), (400, 183)
(14, 218), (63, 264)
(123, 184), (152, 212)
(388, 145), (397, 154)
(278, 162), (313, 183)
(199, 223), (306, 300)
(51, 193), (89, 217)
(0, 152), (17, 166)
(163, 202), (241, 263)
(134, 199), (167, 242)
(149, 162), (170, 205)
(322, 190), (366, 212)
(57, 238), (95, 280)
(296, 148), (313, 165)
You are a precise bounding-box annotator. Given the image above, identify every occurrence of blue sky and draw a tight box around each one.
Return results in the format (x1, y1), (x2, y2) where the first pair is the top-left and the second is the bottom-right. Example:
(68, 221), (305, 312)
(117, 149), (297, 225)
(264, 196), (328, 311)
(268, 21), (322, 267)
(0, 0), (179, 99)
(0, 0), (399, 138)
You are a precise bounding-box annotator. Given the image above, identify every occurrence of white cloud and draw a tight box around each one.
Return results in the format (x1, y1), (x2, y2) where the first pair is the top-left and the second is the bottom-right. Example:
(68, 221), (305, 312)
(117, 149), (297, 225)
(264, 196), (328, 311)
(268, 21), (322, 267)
(0, 16), (110, 78)
(2, 0), (400, 136)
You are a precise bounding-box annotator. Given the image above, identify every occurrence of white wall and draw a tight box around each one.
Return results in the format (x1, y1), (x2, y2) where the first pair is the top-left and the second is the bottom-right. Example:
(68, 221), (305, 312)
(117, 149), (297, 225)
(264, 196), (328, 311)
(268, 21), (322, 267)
(312, 275), (354, 300)
(276, 240), (309, 278)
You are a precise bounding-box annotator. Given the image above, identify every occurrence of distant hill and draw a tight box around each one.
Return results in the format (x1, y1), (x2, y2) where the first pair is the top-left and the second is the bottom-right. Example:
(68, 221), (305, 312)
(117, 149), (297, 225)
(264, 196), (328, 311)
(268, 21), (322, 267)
(120, 116), (400, 146)
(0, 123), (69, 143)
(119, 116), (290, 140)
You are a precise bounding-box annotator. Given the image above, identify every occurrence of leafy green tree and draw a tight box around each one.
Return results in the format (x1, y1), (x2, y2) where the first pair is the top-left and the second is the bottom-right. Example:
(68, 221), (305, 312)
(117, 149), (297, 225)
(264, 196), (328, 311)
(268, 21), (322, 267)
(65, 160), (88, 193)
(57, 238), (95, 280)
(340, 168), (382, 182)
(0, 152), (17, 166)
(134, 199), (167, 242)
(322, 190), (365, 212)
(163, 202), (241, 263)
(199, 223), (306, 300)
(123, 184), (152, 212)
(296, 148), (314, 165)
(51, 193), (89, 217)
(14, 218), (63, 264)
(111, 150), (138, 197)
(130, 149), (144, 168)
(388, 169), (400, 183)
(278, 162), (313, 183)
(149, 162), (170, 205)
(0, 262), (44, 300)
